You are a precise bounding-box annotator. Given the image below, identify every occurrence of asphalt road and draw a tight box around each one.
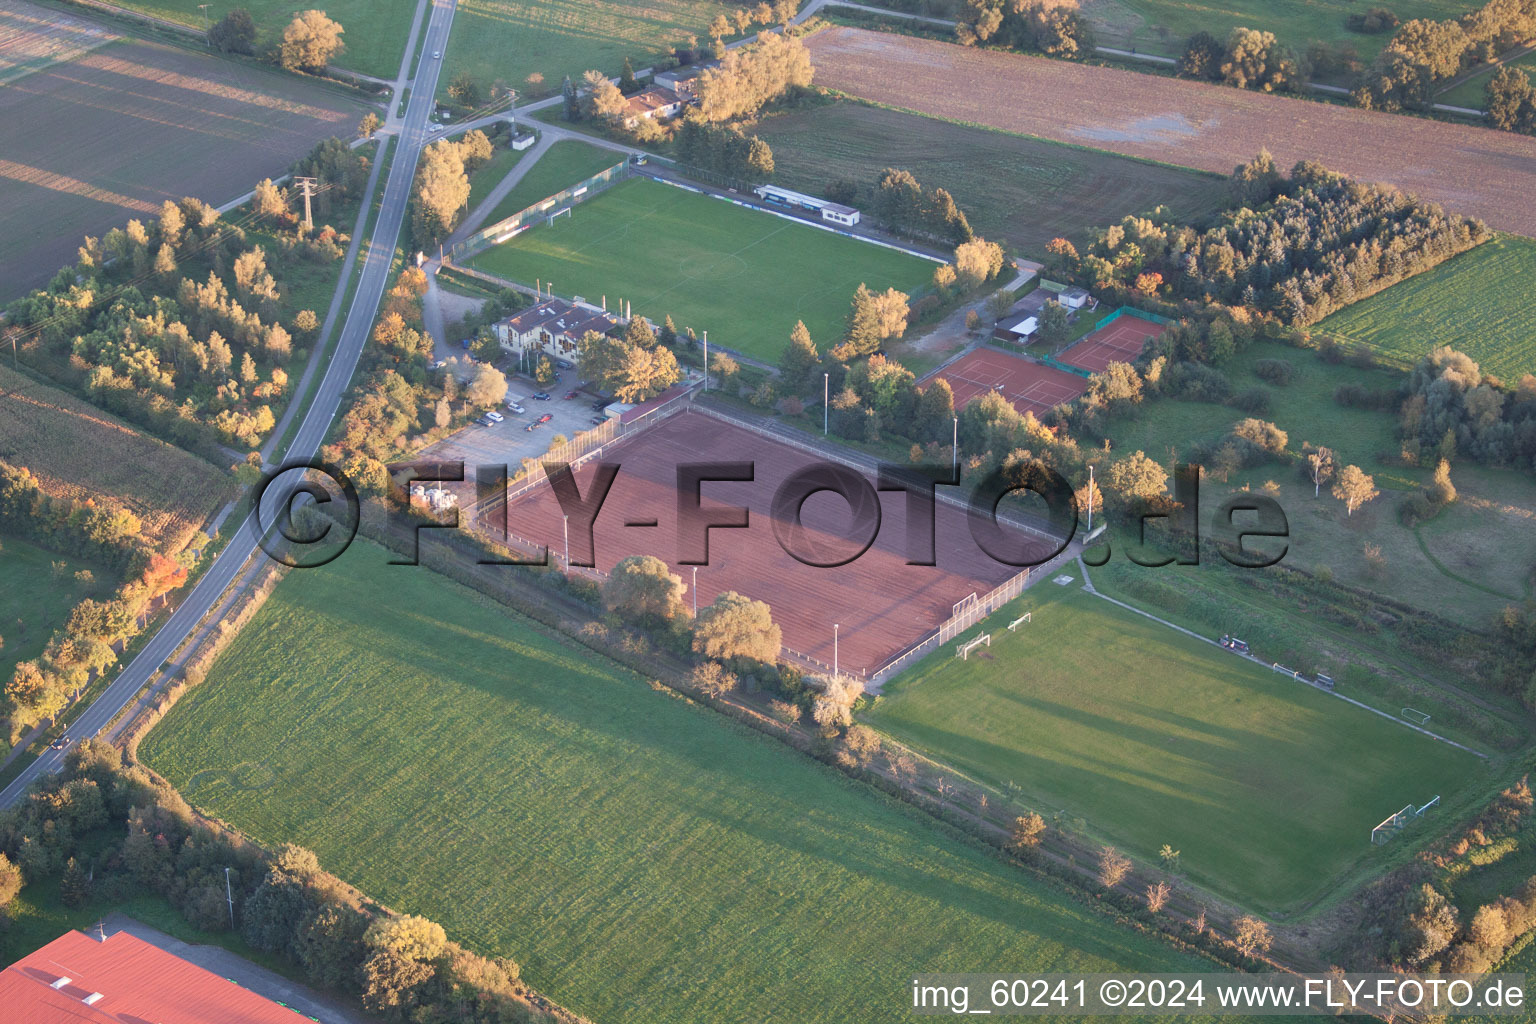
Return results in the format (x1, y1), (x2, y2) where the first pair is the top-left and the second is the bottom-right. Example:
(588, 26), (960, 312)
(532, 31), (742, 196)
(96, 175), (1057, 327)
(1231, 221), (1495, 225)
(0, 0), (461, 809)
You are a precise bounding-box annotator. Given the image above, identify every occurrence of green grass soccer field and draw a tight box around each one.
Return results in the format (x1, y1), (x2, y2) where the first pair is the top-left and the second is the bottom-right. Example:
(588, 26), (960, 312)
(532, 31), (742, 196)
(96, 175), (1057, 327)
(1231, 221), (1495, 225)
(140, 546), (1219, 1024)
(864, 581), (1484, 914)
(1319, 235), (1536, 381)
(469, 175), (937, 362)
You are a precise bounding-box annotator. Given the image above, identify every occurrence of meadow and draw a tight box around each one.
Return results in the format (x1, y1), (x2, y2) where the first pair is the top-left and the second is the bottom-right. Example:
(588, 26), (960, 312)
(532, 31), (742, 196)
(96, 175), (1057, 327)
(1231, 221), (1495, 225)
(1319, 236), (1536, 382)
(445, 0), (728, 102)
(0, 366), (230, 552)
(0, 35), (366, 297)
(478, 139), (621, 224)
(1434, 48), (1536, 109)
(755, 100), (1230, 255)
(865, 583), (1484, 913)
(0, 539), (106, 688)
(470, 175), (936, 360)
(105, 0), (417, 79)
(140, 547), (1219, 1024)
(857, 0), (1476, 61)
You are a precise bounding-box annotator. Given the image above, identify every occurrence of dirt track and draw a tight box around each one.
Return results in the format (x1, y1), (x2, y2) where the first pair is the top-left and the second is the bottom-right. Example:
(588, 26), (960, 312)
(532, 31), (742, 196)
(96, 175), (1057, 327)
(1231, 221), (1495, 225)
(804, 27), (1536, 237)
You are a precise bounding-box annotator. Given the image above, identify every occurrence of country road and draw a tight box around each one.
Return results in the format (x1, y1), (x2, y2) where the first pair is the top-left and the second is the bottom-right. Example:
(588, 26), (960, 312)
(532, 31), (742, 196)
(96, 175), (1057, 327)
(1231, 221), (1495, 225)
(0, 0), (461, 809)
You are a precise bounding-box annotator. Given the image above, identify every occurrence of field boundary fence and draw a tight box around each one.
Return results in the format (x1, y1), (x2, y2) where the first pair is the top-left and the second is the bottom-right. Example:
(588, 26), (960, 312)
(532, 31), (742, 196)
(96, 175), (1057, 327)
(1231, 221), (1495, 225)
(870, 568), (1030, 683)
(450, 159), (632, 263)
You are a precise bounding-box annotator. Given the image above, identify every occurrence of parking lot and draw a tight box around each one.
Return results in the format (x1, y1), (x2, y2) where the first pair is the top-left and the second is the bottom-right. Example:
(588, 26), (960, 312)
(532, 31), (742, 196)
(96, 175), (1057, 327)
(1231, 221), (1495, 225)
(418, 366), (610, 478)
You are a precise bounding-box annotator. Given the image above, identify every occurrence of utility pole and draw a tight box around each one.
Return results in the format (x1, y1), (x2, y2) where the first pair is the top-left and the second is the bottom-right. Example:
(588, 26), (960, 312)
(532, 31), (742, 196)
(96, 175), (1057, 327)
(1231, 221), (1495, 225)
(224, 866), (235, 929)
(833, 623), (839, 677)
(293, 176), (319, 231)
(1086, 464), (1094, 532)
(952, 416), (958, 476)
(702, 330), (708, 390)
(562, 514), (569, 566)
(692, 566), (698, 617)
(823, 373), (828, 435)
(199, 3), (210, 38)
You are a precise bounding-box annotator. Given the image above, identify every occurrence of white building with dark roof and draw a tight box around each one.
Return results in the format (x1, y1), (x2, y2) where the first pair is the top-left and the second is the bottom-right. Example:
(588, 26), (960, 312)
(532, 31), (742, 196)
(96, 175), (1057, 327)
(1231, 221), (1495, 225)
(493, 297), (618, 362)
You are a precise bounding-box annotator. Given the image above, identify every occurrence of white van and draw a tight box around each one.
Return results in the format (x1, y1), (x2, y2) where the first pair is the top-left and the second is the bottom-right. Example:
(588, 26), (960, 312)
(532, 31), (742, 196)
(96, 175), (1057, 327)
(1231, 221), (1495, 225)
(485, 410), (505, 423)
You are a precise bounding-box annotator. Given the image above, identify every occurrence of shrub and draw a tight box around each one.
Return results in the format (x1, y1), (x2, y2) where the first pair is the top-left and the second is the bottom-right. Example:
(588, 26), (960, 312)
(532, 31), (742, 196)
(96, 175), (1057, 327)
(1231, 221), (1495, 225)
(1253, 358), (1293, 386)
(1231, 386), (1272, 414)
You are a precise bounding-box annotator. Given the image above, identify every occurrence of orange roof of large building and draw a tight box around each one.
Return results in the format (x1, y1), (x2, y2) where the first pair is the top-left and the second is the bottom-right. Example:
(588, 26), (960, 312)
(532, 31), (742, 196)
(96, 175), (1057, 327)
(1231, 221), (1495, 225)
(1, 929), (306, 1024)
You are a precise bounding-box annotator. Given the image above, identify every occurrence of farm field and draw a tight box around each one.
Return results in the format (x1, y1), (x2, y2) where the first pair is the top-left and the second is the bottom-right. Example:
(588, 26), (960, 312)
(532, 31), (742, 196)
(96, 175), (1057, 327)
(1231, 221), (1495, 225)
(0, 0), (116, 85)
(865, 582), (1484, 912)
(101, 0), (416, 79)
(140, 547), (1217, 1024)
(0, 366), (230, 552)
(803, 26), (1536, 237)
(754, 101), (1230, 254)
(470, 176), (936, 360)
(478, 139), (621, 224)
(0, 32), (367, 297)
(0, 539), (107, 691)
(445, 0), (726, 103)
(1319, 235), (1536, 381)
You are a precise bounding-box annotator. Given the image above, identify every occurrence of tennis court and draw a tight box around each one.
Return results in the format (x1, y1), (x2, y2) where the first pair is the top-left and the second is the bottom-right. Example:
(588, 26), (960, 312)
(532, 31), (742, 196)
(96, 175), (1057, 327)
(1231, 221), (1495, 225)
(1059, 313), (1165, 373)
(927, 348), (1086, 418)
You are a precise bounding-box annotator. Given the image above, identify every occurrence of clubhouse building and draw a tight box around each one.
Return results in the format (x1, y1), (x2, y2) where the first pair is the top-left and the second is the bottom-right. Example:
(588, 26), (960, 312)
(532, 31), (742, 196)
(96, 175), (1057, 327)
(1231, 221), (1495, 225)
(493, 297), (618, 362)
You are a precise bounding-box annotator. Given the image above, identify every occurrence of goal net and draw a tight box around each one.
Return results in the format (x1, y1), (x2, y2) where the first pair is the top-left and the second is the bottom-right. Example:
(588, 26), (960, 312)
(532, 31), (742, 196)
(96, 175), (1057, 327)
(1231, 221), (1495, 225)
(956, 634), (991, 660)
(1007, 612), (1032, 632)
(1370, 795), (1441, 844)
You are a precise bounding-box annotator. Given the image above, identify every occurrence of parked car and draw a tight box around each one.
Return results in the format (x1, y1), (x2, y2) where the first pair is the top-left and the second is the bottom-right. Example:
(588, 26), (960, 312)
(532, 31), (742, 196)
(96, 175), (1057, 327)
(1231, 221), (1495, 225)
(485, 410), (504, 423)
(531, 391), (552, 401)
(535, 413), (553, 425)
(505, 400), (525, 414)
(590, 416), (608, 426)
(590, 399), (609, 411)
(563, 390), (580, 400)
(556, 359), (574, 370)
(478, 415), (495, 426)
(429, 359), (447, 370)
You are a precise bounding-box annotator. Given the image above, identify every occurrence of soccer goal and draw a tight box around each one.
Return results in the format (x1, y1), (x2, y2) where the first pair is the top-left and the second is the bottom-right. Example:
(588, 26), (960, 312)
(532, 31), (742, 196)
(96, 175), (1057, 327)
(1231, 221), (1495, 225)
(956, 634), (991, 660)
(547, 206), (573, 227)
(1370, 795), (1441, 844)
(1007, 612), (1032, 632)
(1401, 707), (1432, 725)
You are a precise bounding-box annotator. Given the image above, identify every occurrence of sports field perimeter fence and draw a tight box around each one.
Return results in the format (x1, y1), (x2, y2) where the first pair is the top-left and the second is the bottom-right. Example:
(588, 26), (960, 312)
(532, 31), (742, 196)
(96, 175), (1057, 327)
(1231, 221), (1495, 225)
(472, 396), (1047, 686)
(449, 158), (632, 263)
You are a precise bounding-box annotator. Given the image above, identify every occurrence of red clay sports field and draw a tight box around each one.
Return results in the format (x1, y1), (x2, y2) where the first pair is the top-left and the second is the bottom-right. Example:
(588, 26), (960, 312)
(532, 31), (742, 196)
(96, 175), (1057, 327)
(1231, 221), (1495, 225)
(492, 409), (1054, 676)
(924, 348), (1087, 418)
(1059, 313), (1166, 374)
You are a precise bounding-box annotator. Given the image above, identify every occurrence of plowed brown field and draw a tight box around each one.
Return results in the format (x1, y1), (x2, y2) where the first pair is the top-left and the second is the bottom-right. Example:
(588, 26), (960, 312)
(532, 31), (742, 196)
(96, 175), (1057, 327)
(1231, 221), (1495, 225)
(805, 27), (1536, 237)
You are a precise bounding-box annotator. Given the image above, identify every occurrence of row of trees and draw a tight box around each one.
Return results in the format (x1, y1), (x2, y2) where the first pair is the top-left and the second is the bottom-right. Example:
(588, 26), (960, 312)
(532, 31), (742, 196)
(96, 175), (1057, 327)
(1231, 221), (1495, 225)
(208, 8), (347, 75)
(856, 168), (973, 245)
(1055, 156), (1487, 325)
(0, 464), (191, 741)
(0, 745), (574, 1023)
(1352, 0), (1536, 113)
(410, 129), (496, 243)
(695, 31), (815, 121)
(955, 0), (1095, 58)
(675, 116), (775, 181)
(1176, 28), (1305, 92)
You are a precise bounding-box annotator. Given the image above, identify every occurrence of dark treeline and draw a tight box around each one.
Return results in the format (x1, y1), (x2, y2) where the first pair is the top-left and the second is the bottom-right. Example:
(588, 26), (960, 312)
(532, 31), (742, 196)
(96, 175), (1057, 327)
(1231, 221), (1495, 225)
(955, 0), (1096, 58)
